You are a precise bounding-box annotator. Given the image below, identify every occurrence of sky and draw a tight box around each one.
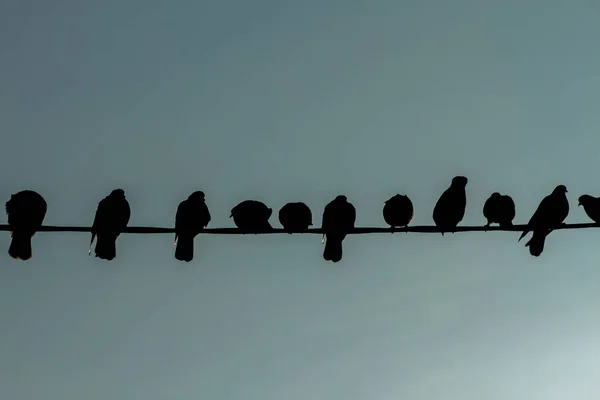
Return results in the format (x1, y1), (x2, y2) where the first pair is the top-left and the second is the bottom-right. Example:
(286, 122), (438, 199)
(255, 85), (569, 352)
(1, 0), (600, 398)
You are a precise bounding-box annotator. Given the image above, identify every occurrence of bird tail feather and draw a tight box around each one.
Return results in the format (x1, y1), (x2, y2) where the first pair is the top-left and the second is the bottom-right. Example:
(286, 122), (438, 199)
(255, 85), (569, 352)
(9, 232), (32, 260)
(95, 234), (117, 260)
(323, 235), (343, 263)
(525, 231), (546, 257)
(175, 235), (194, 262)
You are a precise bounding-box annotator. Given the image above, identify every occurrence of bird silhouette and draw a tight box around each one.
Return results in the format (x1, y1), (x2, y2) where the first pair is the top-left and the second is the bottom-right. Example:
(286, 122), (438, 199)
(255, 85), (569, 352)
(174, 191), (211, 262)
(433, 176), (468, 235)
(230, 200), (272, 232)
(321, 195), (356, 263)
(90, 189), (131, 260)
(578, 194), (600, 223)
(5, 190), (47, 260)
(518, 185), (569, 257)
(483, 192), (516, 229)
(383, 194), (414, 230)
(278, 202), (312, 233)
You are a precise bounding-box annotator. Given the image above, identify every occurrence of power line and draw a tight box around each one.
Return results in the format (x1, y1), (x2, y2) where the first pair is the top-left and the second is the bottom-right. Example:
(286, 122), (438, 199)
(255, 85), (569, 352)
(0, 223), (597, 234)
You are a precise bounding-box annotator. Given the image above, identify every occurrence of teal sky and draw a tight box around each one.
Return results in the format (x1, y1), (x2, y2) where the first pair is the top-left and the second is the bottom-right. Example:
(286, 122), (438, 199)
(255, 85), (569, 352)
(2, 0), (600, 398)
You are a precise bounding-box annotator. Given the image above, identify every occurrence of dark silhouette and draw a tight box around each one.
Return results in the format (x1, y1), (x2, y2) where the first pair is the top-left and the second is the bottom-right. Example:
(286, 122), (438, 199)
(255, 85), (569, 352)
(90, 189), (131, 260)
(278, 202), (312, 233)
(5, 190), (47, 260)
(483, 192), (516, 229)
(174, 191), (211, 262)
(321, 195), (356, 263)
(518, 185), (569, 257)
(230, 200), (272, 232)
(383, 194), (414, 230)
(525, 229), (551, 257)
(433, 176), (468, 235)
(578, 194), (600, 223)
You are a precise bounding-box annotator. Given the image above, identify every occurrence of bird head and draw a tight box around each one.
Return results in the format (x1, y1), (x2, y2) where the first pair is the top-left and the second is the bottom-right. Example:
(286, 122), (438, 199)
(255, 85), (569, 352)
(490, 192), (501, 198)
(553, 185), (568, 195)
(189, 191), (206, 201)
(111, 189), (125, 197)
(451, 176), (468, 187)
(335, 195), (347, 202)
(578, 194), (593, 207)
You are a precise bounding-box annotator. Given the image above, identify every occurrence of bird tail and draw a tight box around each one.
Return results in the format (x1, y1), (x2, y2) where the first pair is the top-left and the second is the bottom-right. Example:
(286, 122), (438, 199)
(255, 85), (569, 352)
(525, 231), (547, 257)
(323, 234), (343, 263)
(95, 234), (117, 260)
(175, 234), (194, 262)
(9, 231), (32, 260)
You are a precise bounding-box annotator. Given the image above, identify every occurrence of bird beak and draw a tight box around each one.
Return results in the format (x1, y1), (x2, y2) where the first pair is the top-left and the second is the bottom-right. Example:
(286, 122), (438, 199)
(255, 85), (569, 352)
(578, 201), (581, 206)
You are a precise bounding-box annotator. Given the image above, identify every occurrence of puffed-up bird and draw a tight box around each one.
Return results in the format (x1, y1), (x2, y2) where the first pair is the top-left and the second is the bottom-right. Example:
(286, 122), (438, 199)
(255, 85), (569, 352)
(90, 189), (131, 260)
(174, 191), (211, 262)
(578, 194), (600, 223)
(230, 200), (272, 232)
(5, 190), (47, 260)
(278, 202), (312, 233)
(483, 192), (516, 228)
(383, 194), (414, 230)
(433, 176), (468, 235)
(321, 195), (356, 263)
(518, 185), (569, 257)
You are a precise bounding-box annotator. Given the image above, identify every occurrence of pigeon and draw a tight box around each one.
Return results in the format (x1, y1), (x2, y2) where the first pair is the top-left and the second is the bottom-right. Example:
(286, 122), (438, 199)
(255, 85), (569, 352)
(518, 185), (569, 257)
(321, 195), (356, 263)
(383, 194), (414, 230)
(5, 190), (47, 260)
(278, 202), (312, 233)
(174, 191), (211, 262)
(578, 194), (600, 223)
(483, 192), (516, 228)
(433, 176), (468, 235)
(90, 189), (131, 260)
(230, 200), (272, 232)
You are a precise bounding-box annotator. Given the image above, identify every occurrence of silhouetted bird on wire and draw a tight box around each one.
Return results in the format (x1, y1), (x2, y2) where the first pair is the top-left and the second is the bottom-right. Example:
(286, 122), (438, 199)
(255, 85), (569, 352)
(5, 190), (47, 260)
(483, 192), (516, 229)
(89, 189), (131, 260)
(518, 185), (569, 257)
(578, 194), (600, 224)
(230, 200), (272, 232)
(174, 191), (211, 262)
(383, 194), (413, 231)
(278, 202), (312, 233)
(433, 176), (468, 235)
(321, 195), (356, 263)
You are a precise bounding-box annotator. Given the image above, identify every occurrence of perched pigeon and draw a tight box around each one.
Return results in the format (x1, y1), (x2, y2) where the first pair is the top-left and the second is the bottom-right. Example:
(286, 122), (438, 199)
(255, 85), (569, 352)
(433, 176), (468, 235)
(230, 200), (272, 232)
(90, 189), (131, 260)
(5, 190), (47, 260)
(321, 195), (356, 263)
(483, 192), (516, 228)
(278, 202), (312, 233)
(518, 185), (569, 257)
(383, 194), (414, 229)
(578, 194), (600, 223)
(174, 191), (211, 262)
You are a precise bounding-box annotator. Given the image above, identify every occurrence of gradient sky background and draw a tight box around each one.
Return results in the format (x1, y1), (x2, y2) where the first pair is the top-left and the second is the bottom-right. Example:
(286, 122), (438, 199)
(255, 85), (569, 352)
(2, 0), (600, 399)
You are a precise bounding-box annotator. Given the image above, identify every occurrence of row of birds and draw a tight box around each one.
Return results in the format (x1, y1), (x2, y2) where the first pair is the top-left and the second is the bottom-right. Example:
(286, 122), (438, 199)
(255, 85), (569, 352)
(5, 176), (600, 262)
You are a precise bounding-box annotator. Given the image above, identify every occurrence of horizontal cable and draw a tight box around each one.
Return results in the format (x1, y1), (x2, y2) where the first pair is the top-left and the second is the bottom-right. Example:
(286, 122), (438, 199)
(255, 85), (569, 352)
(0, 223), (598, 234)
